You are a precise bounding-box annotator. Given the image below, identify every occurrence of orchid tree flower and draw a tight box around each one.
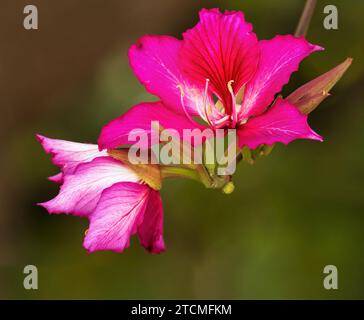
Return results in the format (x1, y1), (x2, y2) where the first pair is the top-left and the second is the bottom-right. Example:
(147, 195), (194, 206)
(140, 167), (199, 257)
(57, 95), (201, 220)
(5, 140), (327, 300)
(98, 8), (324, 153)
(37, 7), (351, 254)
(37, 135), (165, 254)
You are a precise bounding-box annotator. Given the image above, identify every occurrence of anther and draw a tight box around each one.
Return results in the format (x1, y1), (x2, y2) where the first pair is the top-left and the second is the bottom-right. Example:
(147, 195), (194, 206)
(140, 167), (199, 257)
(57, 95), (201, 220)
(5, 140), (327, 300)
(227, 80), (234, 94)
(213, 115), (230, 128)
(176, 84), (185, 97)
(239, 118), (248, 125)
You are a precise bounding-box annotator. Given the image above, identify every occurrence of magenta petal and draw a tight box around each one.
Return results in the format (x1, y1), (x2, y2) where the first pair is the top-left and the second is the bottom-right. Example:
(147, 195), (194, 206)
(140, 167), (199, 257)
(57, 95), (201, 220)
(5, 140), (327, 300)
(48, 173), (63, 183)
(237, 98), (323, 149)
(129, 35), (204, 116)
(37, 134), (108, 179)
(240, 35), (324, 119)
(83, 182), (165, 254)
(181, 8), (259, 113)
(38, 157), (139, 217)
(137, 189), (165, 254)
(98, 101), (207, 150)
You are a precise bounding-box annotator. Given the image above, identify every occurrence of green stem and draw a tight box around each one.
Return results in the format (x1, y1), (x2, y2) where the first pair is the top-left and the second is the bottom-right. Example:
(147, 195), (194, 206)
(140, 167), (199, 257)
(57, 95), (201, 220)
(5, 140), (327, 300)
(160, 166), (201, 183)
(195, 164), (215, 188)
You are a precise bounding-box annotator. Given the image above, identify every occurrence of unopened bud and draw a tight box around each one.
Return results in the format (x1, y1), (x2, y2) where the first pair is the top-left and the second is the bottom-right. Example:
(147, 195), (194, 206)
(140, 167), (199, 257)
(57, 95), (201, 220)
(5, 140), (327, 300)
(222, 181), (235, 194)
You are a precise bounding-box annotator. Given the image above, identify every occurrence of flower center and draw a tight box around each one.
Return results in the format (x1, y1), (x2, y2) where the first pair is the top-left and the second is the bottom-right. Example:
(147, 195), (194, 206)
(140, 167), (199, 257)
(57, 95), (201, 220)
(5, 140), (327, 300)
(177, 79), (248, 130)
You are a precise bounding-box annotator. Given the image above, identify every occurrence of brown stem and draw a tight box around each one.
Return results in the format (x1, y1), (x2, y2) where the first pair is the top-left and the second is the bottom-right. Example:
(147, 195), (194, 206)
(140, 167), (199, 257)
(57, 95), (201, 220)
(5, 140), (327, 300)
(295, 0), (317, 37)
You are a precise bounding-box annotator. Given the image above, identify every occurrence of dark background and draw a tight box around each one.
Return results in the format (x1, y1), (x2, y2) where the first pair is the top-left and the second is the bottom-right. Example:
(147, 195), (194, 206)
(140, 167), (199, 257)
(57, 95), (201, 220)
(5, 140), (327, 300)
(1, 0), (363, 299)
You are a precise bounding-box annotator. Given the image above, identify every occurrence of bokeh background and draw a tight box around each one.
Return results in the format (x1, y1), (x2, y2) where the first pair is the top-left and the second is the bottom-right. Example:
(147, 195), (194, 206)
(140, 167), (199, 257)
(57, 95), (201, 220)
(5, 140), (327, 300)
(1, 0), (363, 299)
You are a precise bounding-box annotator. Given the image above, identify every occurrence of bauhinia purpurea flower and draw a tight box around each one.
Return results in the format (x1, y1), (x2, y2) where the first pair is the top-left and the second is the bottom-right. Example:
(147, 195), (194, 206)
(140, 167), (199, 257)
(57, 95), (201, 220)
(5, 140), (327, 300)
(38, 8), (351, 254)
(37, 135), (165, 253)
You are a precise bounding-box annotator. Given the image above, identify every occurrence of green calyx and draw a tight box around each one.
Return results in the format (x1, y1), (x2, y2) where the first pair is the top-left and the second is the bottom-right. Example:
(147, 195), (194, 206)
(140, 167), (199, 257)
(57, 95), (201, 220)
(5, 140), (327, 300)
(108, 149), (162, 191)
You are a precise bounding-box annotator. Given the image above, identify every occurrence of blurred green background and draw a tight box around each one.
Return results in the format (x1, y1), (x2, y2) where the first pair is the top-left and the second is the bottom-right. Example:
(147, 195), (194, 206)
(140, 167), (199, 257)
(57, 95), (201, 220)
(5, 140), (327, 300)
(1, 0), (364, 299)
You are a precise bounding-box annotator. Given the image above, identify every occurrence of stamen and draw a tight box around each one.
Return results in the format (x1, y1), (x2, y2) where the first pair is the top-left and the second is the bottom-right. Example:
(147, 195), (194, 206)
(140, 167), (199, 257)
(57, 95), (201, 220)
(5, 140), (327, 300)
(203, 79), (213, 127)
(176, 84), (195, 124)
(227, 80), (234, 94)
(227, 80), (237, 128)
(239, 118), (248, 125)
(213, 115), (230, 128)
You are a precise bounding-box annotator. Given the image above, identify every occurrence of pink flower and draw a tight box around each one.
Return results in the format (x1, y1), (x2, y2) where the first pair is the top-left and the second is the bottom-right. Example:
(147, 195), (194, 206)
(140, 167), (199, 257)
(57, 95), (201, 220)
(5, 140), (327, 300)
(37, 135), (165, 254)
(98, 8), (323, 151)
